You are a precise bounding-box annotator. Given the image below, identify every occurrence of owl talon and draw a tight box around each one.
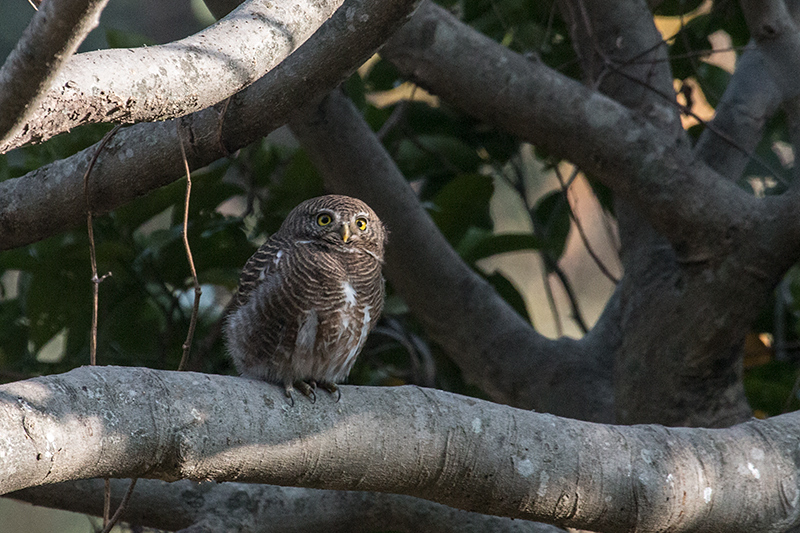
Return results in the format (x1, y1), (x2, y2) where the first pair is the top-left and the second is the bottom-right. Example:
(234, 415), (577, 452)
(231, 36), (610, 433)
(318, 382), (341, 402)
(295, 380), (317, 403)
(283, 384), (295, 407)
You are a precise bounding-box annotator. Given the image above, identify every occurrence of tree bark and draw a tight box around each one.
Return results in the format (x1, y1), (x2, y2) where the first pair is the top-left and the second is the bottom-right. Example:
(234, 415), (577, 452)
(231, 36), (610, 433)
(0, 0), (420, 251)
(1, 366), (799, 532)
(11, 478), (563, 533)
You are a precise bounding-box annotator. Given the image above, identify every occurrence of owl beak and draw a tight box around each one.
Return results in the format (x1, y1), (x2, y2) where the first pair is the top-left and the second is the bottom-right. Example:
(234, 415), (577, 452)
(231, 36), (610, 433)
(339, 224), (351, 243)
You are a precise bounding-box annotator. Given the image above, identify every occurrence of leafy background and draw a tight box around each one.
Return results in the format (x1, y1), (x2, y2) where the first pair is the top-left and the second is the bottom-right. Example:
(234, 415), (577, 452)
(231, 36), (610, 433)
(1, 0), (799, 530)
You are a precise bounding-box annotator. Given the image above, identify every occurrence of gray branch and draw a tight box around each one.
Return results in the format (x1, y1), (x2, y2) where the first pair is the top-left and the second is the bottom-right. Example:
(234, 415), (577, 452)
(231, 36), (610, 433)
(1, 366), (799, 532)
(290, 89), (614, 420)
(10, 478), (562, 533)
(0, 0), (347, 153)
(694, 46), (782, 181)
(0, 0), (109, 146)
(0, 0), (420, 251)
(381, 3), (796, 277)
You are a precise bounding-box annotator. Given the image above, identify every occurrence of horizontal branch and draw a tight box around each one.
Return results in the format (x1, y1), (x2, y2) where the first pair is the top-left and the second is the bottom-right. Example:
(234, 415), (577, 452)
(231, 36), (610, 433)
(10, 478), (562, 533)
(381, 3), (779, 265)
(0, 0), (345, 153)
(290, 89), (613, 420)
(1, 366), (799, 532)
(0, 0), (420, 251)
(0, 0), (109, 146)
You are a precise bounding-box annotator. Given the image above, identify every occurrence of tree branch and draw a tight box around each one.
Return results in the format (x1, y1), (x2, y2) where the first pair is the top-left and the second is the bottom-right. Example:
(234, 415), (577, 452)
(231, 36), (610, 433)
(380, 3), (766, 264)
(10, 478), (562, 533)
(0, 0), (347, 153)
(694, 45), (782, 181)
(0, 0), (109, 146)
(1, 366), (800, 532)
(289, 89), (614, 420)
(0, 0), (421, 251)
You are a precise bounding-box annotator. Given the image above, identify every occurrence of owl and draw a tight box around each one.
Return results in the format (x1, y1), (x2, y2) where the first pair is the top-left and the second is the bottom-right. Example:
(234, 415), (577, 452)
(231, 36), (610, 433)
(225, 195), (387, 402)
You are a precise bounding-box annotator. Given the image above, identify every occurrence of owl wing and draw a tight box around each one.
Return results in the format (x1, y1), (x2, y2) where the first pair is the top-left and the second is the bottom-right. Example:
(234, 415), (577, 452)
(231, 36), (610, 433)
(232, 238), (286, 309)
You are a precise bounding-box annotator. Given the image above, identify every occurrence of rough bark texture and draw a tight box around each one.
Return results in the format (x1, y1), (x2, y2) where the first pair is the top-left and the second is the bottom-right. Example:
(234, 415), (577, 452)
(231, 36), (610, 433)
(0, 0), (109, 145)
(2, 366), (800, 532)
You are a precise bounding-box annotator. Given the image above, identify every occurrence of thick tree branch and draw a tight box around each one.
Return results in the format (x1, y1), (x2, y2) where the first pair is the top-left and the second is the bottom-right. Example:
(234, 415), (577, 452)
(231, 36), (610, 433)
(0, 0), (109, 146)
(0, 0), (346, 153)
(694, 45), (782, 181)
(0, 0), (420, 251)
(1, 366), (800, 532)
(10, 478), (561, 533)
(289, 89), (614, 420)
(381, 3), (768, 265)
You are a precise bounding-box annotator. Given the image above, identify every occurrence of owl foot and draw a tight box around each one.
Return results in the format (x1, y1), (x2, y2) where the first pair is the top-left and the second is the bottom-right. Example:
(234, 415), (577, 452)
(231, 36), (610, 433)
(294, 381), (318, 403)
(316, 381), (341, 402)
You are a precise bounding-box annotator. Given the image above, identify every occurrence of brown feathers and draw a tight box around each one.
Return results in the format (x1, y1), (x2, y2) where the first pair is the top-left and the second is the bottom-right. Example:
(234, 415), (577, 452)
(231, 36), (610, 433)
(225, 195), (386, 401)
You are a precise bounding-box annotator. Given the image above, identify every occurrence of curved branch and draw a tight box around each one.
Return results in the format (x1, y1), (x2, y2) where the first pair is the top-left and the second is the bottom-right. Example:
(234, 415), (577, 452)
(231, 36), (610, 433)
(289, 89), (614, 420)
(381, 3), (779, 267)
(0, 0), (109, 146)
(1, 0), (346, 153)
(694, 46), (782, 181)
(1, 366), (800, 532)
(0, 0), (420, 251)
(10, 478), (561, 533)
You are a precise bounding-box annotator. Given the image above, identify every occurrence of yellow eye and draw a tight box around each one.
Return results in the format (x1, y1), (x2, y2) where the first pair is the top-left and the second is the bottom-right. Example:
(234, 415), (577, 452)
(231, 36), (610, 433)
(355, 217), (367, 231)
(317, 213), (332, 226)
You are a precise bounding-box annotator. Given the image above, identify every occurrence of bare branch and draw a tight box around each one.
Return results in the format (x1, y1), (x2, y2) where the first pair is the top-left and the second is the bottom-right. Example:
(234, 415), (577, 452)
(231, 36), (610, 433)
(1, 366), (800, 532)
(694, 45), (782, 181)
(10, 478), (562, 533)
(1, 0), (347, 153)
(177, 126), (202, 372)
(0, 0), (109, 146)
(290, 89), (613, 419)
(0, 0), (421, 251)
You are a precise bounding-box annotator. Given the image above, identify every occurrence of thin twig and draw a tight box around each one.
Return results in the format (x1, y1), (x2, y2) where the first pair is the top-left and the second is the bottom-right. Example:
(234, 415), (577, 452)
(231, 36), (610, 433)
(553, 165), (620, 284)
(540, 256), (563, 337)
(102, 478), (111, 527)
(99, 478), (138, 533)
(177, 124), (202, 372)
(82, 124), (122, 533)
(27, 0), (39, 10)
(83, 124), (121, 365)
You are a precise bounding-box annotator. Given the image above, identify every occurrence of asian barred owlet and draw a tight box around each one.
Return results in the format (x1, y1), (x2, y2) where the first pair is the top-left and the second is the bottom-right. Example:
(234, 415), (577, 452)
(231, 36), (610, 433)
(225, 195), (387, 402)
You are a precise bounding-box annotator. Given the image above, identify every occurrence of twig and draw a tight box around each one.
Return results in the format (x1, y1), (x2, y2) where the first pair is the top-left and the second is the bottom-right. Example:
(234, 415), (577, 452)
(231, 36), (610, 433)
(540, 256), (563, 337)
(553, 165), (620, 284)
(27, 0), (39, 10)
(99, 478), (138, 533)
(177, 124), (202, 372)
(102, 478), (111, 527)
(82, 124), (121, 366)
(81, 123), (121, 533)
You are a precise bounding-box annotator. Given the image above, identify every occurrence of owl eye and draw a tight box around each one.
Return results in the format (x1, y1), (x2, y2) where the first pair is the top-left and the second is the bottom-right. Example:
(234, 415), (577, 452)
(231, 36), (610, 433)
(316, 213), (332, 226)
(355, 217), (368, 231)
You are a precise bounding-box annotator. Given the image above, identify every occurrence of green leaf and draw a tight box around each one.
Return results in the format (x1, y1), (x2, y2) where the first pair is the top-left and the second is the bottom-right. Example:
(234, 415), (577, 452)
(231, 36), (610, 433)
(457, 229), (544, 263)
(531, 190), (571, 259)
(484, 271), (531, 323)
(105, 28), (156, 48)
(654, 0), (705, 16)
(429, 173), (494, 244)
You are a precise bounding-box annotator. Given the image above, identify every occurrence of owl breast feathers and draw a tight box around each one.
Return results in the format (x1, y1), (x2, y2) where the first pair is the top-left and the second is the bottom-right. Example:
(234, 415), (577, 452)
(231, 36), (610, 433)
(225, 195), (387, 401)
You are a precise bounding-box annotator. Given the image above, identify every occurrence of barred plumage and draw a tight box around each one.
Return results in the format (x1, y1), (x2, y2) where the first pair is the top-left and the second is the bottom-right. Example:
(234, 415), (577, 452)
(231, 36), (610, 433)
(225, 195), (386, 401)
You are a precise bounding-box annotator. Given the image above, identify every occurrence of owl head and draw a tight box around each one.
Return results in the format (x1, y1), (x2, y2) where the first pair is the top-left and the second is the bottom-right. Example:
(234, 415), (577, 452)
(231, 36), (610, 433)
(280, 195), (387, 258)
